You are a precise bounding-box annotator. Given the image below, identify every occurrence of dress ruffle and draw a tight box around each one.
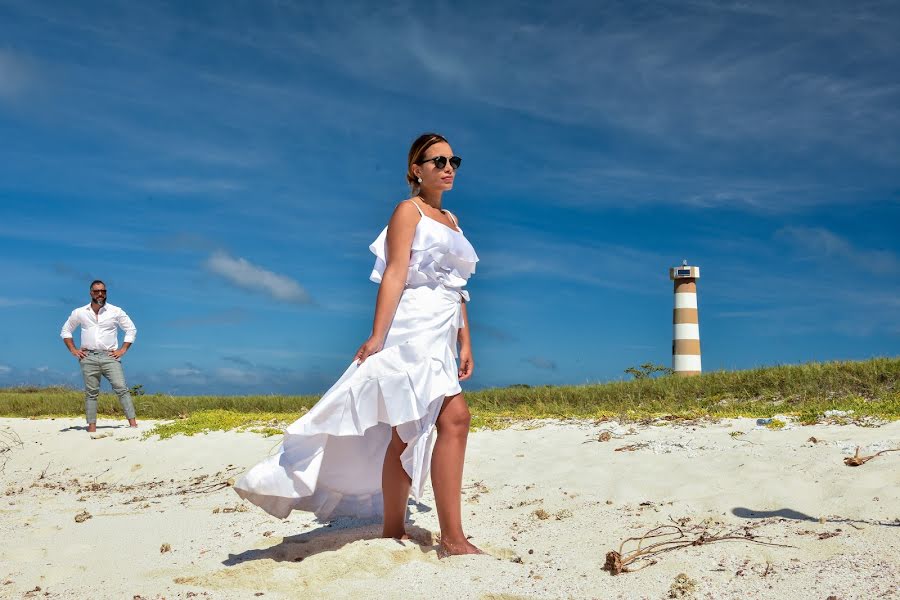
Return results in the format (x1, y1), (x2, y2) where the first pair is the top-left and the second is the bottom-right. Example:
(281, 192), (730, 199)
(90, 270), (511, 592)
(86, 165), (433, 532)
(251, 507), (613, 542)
(234, 290), (465, 521)
(369, 217), (479, 299)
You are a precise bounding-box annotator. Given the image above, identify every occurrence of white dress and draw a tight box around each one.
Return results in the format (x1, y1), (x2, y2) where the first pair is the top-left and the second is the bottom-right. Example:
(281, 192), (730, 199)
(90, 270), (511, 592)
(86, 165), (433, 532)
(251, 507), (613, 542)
(234, 202), (479, 520)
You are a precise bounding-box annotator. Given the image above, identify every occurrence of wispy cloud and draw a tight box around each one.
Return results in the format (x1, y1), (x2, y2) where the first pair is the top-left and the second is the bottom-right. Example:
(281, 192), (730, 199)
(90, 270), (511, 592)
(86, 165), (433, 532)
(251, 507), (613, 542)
(292, 2), (900, 160)
(214, 366), (266, 386)
(133, 177), (244, 195)
(0, 220), (147, 251)
(0, 364), (81, 388)
(151, 365), (208, 387)
(204, 251), (313, 305)
(470, 322), (517, 343)
(0, 296), (57, 308)
(778, 226), (900, 276)
(698, 227), (900, 338)
(168, 366), (203, 378)
(524, 356), (557, 371)
(222, 355), (254, 368)
(137, 361), (334, 394)
(479, 230), (669, 294)
(4, 0), (898, 214)
(164, 308), (249, 329)
(153, 233), (219, 253)
(0, 49), (32, 101)
(52, 263), (96, 283)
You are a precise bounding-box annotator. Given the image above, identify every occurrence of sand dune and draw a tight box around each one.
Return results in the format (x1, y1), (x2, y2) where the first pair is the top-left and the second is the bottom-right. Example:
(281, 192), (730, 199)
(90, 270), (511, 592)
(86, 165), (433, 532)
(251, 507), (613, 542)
(1, 417), (897, 599)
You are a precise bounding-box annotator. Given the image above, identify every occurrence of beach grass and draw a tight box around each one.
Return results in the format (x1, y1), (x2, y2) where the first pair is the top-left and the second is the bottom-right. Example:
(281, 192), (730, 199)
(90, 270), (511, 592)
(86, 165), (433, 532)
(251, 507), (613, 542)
(1, 357), (897, 437)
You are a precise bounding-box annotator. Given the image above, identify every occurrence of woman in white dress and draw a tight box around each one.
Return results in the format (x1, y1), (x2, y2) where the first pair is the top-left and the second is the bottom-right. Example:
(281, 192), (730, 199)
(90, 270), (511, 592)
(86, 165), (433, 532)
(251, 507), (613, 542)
(235, 133), (483, 557)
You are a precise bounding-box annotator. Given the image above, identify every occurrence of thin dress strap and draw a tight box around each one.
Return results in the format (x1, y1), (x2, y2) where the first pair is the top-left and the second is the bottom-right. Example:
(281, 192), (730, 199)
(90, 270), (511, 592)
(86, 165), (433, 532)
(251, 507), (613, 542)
(442, 209), (459, 227)
(407, 199), (425, 217)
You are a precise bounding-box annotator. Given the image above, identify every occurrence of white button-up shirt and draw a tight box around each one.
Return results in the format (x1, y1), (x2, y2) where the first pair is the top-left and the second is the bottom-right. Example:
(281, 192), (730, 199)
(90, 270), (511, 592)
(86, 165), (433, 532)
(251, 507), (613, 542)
(60, 303), (137, 351)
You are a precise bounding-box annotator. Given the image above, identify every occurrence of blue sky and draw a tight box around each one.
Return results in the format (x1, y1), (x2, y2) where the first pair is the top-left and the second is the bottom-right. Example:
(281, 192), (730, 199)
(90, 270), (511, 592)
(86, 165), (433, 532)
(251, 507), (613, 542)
(1, 0), (898, 395)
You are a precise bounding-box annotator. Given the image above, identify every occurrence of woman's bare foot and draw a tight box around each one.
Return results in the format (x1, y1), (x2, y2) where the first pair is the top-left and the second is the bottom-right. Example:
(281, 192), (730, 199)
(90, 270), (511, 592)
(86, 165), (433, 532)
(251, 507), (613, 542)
(437, 538), (485, 558)
(382, 528), (408, 540)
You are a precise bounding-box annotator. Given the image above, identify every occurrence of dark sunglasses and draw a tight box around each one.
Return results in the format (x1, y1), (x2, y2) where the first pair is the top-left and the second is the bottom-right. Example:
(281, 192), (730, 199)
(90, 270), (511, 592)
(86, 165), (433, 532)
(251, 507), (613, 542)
(416, 155), (461, 170)
(91, 289), (107, 294)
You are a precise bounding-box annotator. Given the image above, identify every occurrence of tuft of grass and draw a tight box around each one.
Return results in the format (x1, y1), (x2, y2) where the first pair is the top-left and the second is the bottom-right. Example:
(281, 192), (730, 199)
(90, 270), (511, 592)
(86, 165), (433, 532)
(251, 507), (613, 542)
(144, 410), (297, 440)
(470, 414), (514, 431)
(1, 357), (897, 436)
(249, 427), (285, 437)
(765, 418), (786, 430)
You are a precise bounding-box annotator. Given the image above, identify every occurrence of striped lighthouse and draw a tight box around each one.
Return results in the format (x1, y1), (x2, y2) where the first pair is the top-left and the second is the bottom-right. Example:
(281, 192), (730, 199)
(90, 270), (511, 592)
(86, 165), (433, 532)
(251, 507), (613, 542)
(670, 260), (701, 376)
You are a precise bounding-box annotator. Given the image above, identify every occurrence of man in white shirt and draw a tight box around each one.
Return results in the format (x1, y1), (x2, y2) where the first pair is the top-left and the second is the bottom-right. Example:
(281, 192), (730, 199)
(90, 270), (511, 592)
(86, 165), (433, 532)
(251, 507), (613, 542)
(60, 280), (138, 432)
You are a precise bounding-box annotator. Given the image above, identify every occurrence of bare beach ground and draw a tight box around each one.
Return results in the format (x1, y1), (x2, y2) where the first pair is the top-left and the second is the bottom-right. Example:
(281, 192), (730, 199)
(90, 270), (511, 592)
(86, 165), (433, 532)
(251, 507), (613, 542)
(1, 417), (897, 599)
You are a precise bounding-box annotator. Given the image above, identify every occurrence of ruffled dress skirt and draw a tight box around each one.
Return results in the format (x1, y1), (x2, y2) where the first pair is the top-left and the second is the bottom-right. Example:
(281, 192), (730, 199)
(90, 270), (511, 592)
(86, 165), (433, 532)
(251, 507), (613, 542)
(234, 283), (466, 520)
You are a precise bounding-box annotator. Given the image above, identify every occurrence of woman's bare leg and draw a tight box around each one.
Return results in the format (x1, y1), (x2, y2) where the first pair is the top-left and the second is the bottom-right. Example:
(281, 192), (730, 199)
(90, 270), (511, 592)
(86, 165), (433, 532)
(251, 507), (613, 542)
(431, 392), (482, 555)
(382, 427), (412, 539)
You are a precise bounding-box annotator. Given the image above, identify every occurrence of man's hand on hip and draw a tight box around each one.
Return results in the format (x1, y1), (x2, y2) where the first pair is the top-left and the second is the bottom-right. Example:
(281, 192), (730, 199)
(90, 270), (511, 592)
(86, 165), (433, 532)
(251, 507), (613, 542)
(108, 348), (127, 361)
(71, 348), (86, 360)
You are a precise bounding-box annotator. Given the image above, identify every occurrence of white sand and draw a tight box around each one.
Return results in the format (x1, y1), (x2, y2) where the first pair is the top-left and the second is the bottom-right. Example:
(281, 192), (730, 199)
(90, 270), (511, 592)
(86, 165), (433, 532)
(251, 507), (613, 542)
(1, 416), (898, 599)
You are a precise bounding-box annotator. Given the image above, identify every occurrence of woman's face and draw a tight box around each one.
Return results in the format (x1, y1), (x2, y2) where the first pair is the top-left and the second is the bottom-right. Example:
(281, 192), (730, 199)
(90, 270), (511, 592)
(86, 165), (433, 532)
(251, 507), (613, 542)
(415, 141), (456, 193)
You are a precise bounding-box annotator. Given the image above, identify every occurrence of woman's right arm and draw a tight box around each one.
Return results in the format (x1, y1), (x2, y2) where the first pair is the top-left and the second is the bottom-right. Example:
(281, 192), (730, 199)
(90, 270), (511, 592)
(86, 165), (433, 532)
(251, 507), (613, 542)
(354, 201), (419, 364)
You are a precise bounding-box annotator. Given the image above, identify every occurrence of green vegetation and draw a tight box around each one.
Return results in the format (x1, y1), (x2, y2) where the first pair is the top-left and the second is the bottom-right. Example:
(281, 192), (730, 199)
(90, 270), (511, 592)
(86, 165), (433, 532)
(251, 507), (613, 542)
(624, 362), (674, 380)
(765, 418), (786, 430)
(147, 409), (294, 439)
(0, 387), (322, 418)
(1, 357), (897, 438)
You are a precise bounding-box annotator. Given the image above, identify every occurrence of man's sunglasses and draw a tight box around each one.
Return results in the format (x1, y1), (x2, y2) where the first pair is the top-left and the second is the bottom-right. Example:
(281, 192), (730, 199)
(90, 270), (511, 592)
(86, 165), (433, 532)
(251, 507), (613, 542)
(416, 155), (462, 170)
(91, 290), (107, 294)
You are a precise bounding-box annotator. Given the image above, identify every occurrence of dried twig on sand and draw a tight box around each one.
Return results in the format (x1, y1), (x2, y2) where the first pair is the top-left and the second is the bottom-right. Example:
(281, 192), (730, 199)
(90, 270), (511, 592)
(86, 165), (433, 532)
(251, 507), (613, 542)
(614, 442), (649, 452)
(0, 427), (24, 473)
(602, 518), (795, 575)
(172, 472), (239, 496)
(843, 447), (899, 467)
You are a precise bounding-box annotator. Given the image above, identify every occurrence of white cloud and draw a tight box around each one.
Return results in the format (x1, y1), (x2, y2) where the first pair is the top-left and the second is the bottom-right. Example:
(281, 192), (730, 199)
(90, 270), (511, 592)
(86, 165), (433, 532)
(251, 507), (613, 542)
(778, 226), (900, 276)
(215, 367), (263, 385)
(167, 367), (203, 378)
(0, 365), (11, 374)
(204, 250), (313, 304)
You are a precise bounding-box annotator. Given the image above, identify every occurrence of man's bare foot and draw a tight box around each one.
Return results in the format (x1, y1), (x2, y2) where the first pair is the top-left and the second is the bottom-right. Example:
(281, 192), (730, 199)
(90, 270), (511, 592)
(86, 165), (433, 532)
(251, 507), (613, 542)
(437, 538), (485, 558)
(87, 423), (97, 433)
(127, 419), (138, 428)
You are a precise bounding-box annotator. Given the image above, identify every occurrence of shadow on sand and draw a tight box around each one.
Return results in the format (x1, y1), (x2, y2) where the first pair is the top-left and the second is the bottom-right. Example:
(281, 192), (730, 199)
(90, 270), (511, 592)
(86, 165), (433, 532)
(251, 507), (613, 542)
(59, 424), (128, 432)
(223, 516), (435, 567)
(733, 506), (899, 528)
(732, 507), (818, 521)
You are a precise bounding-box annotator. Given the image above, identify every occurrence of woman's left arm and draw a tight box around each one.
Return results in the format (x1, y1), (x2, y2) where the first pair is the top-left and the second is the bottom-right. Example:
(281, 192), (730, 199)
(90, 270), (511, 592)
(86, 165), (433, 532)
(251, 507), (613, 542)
(457, 301), (473, 381)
